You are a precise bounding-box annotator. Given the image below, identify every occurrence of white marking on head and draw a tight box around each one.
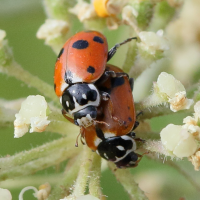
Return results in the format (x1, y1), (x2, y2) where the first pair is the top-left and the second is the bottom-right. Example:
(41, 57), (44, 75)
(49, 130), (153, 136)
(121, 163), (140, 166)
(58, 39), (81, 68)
(60, 97), (62, 104)
(96, 150), (100, 155)
(94, 138), (102, 147)
(116, 145), (125, 151)
(114, 136), (137, 163)
(71, 73), (83, 83)
(104, 132), (115, 138)
(60, 82), (68, 93)
(69, 84), (100, 114)
(104, 153), (109, 159)
(82, 94), (87, 99)
(66, 101), (69, 107)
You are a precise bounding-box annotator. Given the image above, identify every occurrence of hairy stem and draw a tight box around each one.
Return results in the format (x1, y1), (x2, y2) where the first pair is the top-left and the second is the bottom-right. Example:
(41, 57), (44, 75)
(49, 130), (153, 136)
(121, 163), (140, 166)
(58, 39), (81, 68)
(108, 163), (148, 200)
(89, 154), (102, 199)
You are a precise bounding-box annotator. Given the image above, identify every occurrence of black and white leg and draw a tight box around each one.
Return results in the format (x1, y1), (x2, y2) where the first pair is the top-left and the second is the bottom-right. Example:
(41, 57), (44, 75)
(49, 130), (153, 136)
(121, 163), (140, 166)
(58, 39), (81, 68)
(100, 91), (110, 101)
(107, 37), (137, 61)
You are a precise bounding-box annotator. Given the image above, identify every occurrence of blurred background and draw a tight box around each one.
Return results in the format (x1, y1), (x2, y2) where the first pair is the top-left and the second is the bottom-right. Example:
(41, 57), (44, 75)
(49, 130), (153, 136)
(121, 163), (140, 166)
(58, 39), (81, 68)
(1, 0), (200, 199)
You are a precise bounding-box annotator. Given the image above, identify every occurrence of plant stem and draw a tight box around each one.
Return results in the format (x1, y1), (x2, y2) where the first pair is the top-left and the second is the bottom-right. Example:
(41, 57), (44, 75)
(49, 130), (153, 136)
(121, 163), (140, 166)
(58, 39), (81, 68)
(71, 146), (93, 197)
(0, 145), (80, 181)
(48, 155), (82, 200)
(0, 136), (77, 171)
(0, 61), (59, 106)
(108, 163), (148, 200)
(89, 154), (102, 199)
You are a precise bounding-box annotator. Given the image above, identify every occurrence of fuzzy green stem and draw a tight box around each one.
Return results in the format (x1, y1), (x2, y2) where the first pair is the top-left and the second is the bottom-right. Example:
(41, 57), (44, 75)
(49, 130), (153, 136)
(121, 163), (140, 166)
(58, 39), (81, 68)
(108, 162), (148, 200)
(0, 136), (77, 171)
(48, 155), (82, 200)
(0, 61), (59, 106)
(71, 146), (93, 197)
(148, 1), (176, 31)
(0, 144), (80, 181)
(0, 174), (62, 189)
(146, 154), (200, 192)
(43, 0), (76, 20)
(47, 109), (79, 135)
(122, 28), (138, 73)
(128, 56), (156, 79)
(143, 140), (174, 157)
(89, 154), (102, 199)
(166, 160), (200, 192)
(0, 106), (16, 127)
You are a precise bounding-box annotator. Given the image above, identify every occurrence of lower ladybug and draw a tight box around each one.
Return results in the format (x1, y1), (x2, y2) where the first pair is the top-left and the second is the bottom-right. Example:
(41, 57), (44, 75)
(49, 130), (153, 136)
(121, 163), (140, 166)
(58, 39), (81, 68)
(82, 64), (143, 168)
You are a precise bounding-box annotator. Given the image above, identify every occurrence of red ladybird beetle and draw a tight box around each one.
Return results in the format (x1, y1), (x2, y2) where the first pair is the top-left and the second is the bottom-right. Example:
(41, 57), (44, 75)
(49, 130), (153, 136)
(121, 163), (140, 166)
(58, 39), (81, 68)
(82, 64), (143, 168)
(54, 31), (137, 127)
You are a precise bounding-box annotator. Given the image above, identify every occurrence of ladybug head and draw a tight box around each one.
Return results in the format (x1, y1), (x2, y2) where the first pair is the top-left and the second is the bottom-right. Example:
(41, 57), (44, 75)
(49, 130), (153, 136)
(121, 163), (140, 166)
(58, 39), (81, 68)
(96, 135), (141, 168)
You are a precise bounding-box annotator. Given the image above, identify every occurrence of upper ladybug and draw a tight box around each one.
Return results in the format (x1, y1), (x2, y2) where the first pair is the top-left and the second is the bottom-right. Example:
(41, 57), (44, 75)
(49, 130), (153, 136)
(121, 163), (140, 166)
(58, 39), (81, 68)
(54, 30), (137, 97)
(54, 31), (108, 97)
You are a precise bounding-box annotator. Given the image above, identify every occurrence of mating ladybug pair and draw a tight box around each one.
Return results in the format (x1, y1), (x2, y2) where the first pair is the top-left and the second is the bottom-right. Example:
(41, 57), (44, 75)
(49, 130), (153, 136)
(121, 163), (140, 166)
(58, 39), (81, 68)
(54, 31), (143, 168)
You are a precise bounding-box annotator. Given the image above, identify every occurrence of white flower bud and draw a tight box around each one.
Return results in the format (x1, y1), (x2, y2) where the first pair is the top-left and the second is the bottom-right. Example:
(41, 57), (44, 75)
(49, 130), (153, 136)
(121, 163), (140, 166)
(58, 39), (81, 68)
(36, 19), (69, 44)
(69, 0), (96, 22)
(160, 124), (198, 158)
(37, 183), (51, 200)
(14, 95), (50, 138)
(106, 0), (129, 16)
(122, 5), (138, 31)
(156, 72), (193, 112)
(137, 30), (169, 57)
(194, 101), (200, 121)
(0, 188), (12, 200)
(60, 194), (100, 200)
(189, 150), (200, 171)
(0, 30), (6, 48)
(76, 195), (100, 200)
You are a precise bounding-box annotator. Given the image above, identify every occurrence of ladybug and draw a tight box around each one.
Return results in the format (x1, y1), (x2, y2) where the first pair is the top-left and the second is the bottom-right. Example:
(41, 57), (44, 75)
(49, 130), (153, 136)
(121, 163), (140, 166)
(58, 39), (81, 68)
(82, 64), (143, 168)
(54, 31), (137, 127)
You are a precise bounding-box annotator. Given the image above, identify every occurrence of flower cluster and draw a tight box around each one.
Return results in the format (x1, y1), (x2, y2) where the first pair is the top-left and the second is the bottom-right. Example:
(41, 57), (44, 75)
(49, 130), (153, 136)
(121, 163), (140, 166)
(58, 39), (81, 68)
(14, 95), (50, 138)
(160, 101), (200, 170)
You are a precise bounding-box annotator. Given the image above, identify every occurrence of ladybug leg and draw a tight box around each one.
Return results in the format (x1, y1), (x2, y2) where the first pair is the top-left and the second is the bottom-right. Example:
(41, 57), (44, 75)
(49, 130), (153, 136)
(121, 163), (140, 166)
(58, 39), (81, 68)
(107, 99), (125, 126)
(75, 127), (86, 147)
(129, 78), (134, 91)
(95, 71), (129, 86)
(107, 37), (137, 61)
(132, 121), (139, 130)
(101, 91), (110, 101)
(62, 108), (75, 124)
(136, 111), (143, 118)
(127, 131), (145, 143)
(104, 71), (129, 79)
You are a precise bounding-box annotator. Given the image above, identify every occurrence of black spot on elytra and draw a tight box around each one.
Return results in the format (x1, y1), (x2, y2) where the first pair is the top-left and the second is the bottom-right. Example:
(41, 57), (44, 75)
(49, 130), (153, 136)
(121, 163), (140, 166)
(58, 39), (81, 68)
(93, 36), (104, 44)
(128, 106), (130, 110)
(87, 66), (95, 74)
(111, 77), (125, 89)
(128, 117), (132, 122)
(72, 40), (89, 49)
(57, 48), (64, 59)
